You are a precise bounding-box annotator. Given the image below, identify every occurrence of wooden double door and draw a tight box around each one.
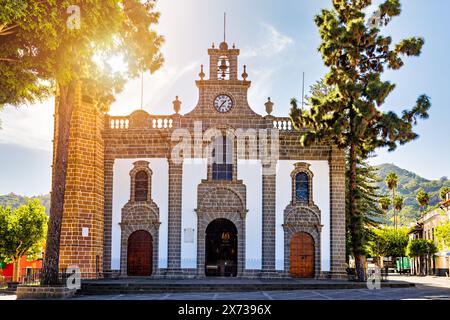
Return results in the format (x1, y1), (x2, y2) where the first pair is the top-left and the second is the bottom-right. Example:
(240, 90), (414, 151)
(127, 230), (152, 276)
(290, 232), (315, 278)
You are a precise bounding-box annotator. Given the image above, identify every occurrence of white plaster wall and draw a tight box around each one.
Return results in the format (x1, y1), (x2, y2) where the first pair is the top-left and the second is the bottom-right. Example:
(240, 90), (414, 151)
(237, 160), (262, 270)
(111, 158), (169, 270)
(181, 159), (208, 268)
(275, 160), (330, 271)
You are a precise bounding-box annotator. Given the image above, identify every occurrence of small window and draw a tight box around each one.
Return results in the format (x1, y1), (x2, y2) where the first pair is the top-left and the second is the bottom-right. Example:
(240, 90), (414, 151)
(212, 136), (233, 181)
(134, 170), (148, 201)
(295, 172), (309, 202)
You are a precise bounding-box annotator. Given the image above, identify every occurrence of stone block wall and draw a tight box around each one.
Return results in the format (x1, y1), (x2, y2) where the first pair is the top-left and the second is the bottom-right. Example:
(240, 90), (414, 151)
(57, 83), (105, 278)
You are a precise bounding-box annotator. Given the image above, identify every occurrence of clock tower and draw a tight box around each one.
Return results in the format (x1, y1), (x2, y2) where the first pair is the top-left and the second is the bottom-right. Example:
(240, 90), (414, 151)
(185, 40), (261, 119)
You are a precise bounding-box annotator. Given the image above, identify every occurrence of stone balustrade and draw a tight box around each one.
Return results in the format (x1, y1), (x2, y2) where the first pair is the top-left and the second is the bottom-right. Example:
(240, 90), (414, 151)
(272, 118), (293, 131)
(152, 118), (174, 129)
(109, 117), (130, 129)
(107, 114), (175, 130)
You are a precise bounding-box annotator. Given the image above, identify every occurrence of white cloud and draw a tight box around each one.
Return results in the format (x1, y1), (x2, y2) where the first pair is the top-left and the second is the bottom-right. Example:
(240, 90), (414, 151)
(241, 23), (294, 58)
(0, 101), (54, 152)
(109, 59), (200, 115)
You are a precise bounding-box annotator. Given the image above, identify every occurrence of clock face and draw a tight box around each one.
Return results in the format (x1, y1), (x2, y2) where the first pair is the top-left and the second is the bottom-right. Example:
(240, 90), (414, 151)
(213, 94), (233, 113)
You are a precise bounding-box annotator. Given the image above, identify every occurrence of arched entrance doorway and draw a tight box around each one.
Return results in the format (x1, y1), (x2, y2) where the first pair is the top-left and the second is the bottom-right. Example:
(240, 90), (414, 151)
(290, 232), (315, 278)
(205, 218), (237, 277)
(127, 230), (152, 276)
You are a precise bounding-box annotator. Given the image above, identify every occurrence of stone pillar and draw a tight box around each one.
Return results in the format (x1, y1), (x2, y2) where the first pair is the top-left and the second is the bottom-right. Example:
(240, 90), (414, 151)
(229, 54), (238, 80)
(329, 146), (347, 278)
(261, 164), (276, 272)
(58, 82), (105, 279)
(209, 52), (218, 80)
(102, 158), (114, 276)
(166, 159), (183, 274)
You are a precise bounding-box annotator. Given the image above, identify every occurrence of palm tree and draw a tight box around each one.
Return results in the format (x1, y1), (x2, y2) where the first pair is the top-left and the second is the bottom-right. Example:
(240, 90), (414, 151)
(416, 189), (430, 213)
(393, 196), (404, 229)
(386, 173), (399, 228)
(379, 196), (391, 213)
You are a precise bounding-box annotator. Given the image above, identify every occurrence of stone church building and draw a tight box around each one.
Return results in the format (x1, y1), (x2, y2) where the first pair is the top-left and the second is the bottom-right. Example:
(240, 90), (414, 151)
(55, 39), (346, 279)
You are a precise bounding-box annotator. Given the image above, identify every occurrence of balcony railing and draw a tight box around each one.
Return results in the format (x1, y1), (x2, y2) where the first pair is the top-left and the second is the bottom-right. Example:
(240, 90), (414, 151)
(107, 115), (175, 130)
(272, 118), (293, 131)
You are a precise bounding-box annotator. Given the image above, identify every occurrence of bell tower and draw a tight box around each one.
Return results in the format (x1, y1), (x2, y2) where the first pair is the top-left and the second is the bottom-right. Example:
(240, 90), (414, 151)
(206, 13), (242, 81)
(208, 41), (241, 81)
(187, 21), (259, 118)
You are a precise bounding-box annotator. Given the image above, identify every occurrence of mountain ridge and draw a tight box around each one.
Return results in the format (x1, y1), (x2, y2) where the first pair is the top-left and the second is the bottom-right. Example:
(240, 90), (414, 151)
(374, 163), (450, 226)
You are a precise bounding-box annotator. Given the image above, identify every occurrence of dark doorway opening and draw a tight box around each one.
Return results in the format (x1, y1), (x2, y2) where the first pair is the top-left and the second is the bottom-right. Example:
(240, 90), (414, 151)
(127, 230), (152, 276)
(205, 218), (237, 277)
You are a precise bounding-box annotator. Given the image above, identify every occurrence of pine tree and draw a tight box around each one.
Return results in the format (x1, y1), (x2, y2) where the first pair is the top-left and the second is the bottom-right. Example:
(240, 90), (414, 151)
(345, 160), (385, 266)
(290, 0), (431, 281)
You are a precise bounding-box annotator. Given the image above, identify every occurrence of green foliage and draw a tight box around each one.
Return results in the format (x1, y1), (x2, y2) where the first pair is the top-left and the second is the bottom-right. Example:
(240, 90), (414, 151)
(406, 239), (438, 258)
(394, 195), (403, 211)
(0, 0), (164, 107)
(290, 0), (430, 281)
(440, 187), (450, 200)
(435, 221), (450, 250)
(290, 0), (430, 158)
(366, 226), (409, 258)
(376, 163), (450, 226)
(379, 196), (391, 211)
(415, 189), (430, 210)
(0, 199), (48, 264)
(302, 79), (335, 106)
(386, 173), (398, 192)
(0, 193), (50, 215)
(345, 160), (385, 256)
(349, 160), (385, 227)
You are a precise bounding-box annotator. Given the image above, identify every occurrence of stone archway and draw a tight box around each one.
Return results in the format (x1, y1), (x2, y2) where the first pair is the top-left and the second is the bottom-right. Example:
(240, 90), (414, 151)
(283, 205), (322, 278)
(196, 185), (247, 277)
(205, 218), (238, 277)
(127, 230), (153, 276)
(290, 232), (315, 278)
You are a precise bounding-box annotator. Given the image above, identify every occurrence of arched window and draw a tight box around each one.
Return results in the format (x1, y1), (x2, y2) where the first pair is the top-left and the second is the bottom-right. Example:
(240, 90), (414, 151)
(134, 170), (148, 201)
(295, 172), (309, 202)
(212, 136), (233, 181)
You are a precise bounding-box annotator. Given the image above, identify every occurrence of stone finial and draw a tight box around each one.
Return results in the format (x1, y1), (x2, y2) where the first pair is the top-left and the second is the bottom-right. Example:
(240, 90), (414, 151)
(172, 96), (181, 114)
(219, 41), (228, 51)
(265, 97), (274, 115)
(199, 64), (205, 80)
(242, 65), (248, 81)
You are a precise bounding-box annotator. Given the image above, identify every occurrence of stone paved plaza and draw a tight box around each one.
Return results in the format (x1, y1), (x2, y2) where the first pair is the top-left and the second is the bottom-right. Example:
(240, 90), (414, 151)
(1, 276), (449, 300)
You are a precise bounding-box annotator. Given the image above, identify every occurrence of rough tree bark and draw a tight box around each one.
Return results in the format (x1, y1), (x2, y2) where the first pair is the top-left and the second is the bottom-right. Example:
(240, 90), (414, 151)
(349, 143), (366, 282)
(41, 81), (77, 285)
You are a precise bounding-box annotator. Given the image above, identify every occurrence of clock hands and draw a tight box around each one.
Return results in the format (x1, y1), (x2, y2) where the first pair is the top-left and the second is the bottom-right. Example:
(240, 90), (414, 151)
(219, 100), (227, 110)
(214, 95), (232, 112)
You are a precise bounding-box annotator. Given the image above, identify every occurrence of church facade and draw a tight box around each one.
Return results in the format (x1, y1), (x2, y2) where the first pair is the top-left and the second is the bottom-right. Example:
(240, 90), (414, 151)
(54, 39), (347, 279)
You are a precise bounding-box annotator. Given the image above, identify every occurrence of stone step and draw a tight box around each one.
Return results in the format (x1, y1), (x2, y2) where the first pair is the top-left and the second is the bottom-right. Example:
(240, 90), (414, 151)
(78, 280), (414, 295)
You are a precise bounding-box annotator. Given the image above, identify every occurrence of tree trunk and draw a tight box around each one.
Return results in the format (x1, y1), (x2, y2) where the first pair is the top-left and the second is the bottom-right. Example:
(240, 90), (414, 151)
(420, 256), (425, 276)
(392, 189), (396, 229)
(414, 258), (417, 275)
(348, 143), (366, 282)
(12, 259), (20, 282)
(41, 82), (77, 285)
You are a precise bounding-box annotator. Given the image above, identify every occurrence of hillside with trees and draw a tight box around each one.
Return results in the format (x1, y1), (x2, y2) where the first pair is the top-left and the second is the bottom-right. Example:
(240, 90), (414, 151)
(0, 193), (50, 215)
(376, 163), (450, 226)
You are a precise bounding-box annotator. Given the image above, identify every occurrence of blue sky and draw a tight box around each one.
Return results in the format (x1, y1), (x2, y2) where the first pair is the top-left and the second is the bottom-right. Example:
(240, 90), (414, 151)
(1, 0), (449, 196)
